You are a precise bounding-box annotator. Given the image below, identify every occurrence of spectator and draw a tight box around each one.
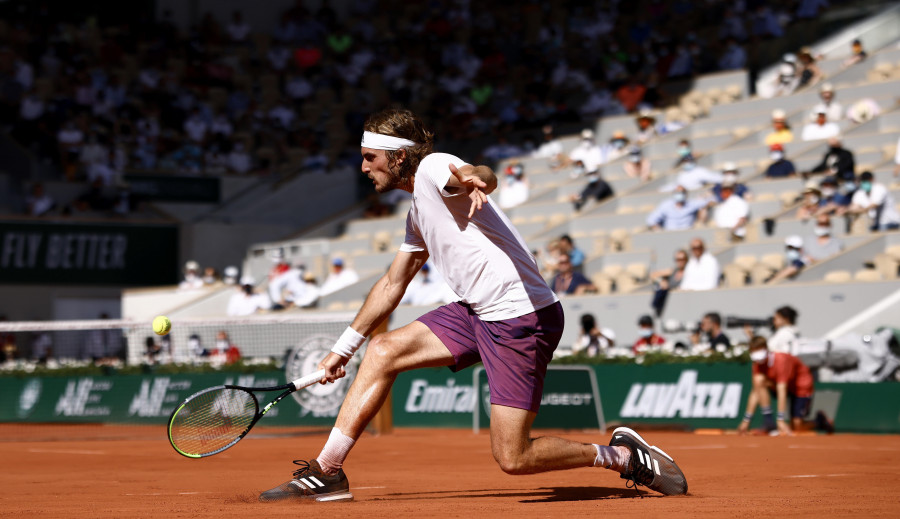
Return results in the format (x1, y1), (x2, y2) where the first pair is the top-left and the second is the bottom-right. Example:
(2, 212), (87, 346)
(738, 335), (818, 436)
(772, 62), (799, 97)
(764, 109), (793, 146)
(848, 171), (900, 231)
(810, 83), (842, 122)
(223, 266), (240, 285)
(30, 331), (53, 364)
(690, 312), (731, 353)
(623, 145), (652, 182)
(213, 331), (242, 365)
(633, 109), (657, 144)
(806, 137), (855, 181)
(573, 313), (615, 357)
(804, 213), (845, 261)
(537, 239), (563, 279)
(816, 176), (852, 216)
(845, 98), (881, 124)
(800, 107), (840, 141)
(267, 250), (294, 304)
(651, 249), (689, 291)
(718, 37), (747, 70)
(795, 181), (824, 221)
(226, 10), (252, 44)
(673, 139), (696, 169)
(226, 276), (272, 316)
(767, 236), (812, 283)
(646, 185), (708, 231)
(498, 162), (529, 209)
(764, 143), (797, 178)
(710, 180), (750, 241)
(549, 252), (596, 296)
(568, 134), (615, 211)
(144, 336), (163, 364)
(178, 260), (204, 290)
(531, 125), (563, 164)
(558, 235), (585, 272)
(843, 39), (868, 67)
(319, 257), (360, 296)
(400, 263), (456, 306)
(25, 182), (56, 216)
(227, 141), (253, 174)
(560, 129), (604, 174)
(601, 130), (630, 164)
(187, 334), (209, 359)
(711, 163), (750, 201)
(680, 238), (720, 291)
(795, 48), (823, 90)
(633, 314), (666, 355)
(665, 157), (722, 192)
(202, 267), (220, 286)
(745, 305), (800, 354)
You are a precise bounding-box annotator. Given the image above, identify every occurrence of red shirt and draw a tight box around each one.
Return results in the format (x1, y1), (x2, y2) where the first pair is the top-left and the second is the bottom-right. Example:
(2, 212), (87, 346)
(632, 334), (666, 355)
(752, 352), (814, 397)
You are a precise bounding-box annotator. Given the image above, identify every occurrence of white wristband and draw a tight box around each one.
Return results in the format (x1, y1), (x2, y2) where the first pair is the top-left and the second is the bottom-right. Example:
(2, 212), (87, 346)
(331, 327), (366, 358)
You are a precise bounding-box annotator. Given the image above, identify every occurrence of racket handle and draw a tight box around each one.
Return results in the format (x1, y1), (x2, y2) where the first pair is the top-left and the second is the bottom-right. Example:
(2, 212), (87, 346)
(290, 369), (327, 390)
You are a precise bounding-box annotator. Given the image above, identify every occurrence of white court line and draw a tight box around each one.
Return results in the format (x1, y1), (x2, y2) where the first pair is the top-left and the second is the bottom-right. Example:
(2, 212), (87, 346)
(785, 474), (850, 478)
(28, 448), (107, 455)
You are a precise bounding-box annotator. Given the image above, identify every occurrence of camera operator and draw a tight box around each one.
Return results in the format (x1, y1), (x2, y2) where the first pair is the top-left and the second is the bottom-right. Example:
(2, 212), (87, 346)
(690, 312), (731, 353)
(573, 313), (615, 357)
(743, 305), (800, 354)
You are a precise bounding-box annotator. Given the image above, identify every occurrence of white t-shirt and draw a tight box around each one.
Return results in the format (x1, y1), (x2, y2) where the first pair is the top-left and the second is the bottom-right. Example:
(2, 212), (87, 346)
(713, 194), (750, 236)
(801, 122), (840, 141)
(498, 179), (529, 209)
(851, 184), (900, 226)
(227, 292), (271, 316)
(399, 153), (558, 320)
(680, 252), (720, 291)
(532, 140), (563, 159)
(568, 141), (605, 173)
(768, 325), (800, 354)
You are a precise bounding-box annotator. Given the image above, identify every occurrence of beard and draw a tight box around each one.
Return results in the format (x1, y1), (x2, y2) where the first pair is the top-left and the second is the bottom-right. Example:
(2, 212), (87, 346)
(375, 165), (406, 193)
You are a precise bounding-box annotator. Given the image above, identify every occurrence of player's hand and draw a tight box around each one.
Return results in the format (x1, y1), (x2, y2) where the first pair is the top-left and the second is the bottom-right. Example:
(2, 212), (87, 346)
(318, 352), (349, 384)
(737, 421), (750, 435)
(449, 163), (489, 218)
(776, 420), (793, 436)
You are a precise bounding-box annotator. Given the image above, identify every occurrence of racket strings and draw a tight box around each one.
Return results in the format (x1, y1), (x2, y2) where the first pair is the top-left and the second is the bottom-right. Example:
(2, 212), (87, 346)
(170, 388), (257, 456)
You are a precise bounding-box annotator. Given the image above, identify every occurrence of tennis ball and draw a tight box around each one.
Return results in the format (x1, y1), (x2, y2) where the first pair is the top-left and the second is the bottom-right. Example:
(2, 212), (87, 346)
(153, 315), (172, 336)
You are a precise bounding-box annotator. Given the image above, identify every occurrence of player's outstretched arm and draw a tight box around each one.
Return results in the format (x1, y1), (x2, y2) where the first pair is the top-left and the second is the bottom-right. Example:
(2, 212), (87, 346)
(318, 249), (429, 382)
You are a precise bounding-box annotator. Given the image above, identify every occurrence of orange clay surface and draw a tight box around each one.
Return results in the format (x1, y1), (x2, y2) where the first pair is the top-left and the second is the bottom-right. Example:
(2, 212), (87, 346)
(2, 426), (899, 518)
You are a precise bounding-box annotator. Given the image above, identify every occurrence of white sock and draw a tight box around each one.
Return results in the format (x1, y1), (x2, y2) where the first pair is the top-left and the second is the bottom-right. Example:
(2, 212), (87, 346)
(317, 428), (356, 475)
(593, 444), (631, 473)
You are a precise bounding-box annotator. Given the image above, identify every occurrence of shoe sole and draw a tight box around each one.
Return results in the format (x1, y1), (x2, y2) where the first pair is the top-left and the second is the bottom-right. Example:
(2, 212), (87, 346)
(612, 426), (687, 496)
(259, 490), (354, 503)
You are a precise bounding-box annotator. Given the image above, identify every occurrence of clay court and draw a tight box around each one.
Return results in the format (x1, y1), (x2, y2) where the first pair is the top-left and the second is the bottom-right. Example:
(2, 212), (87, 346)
(2, 426), (898, 518)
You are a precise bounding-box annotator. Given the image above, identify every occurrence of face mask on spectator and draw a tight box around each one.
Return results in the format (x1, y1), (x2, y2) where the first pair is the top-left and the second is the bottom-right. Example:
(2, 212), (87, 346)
(770, 151), (784, 161)
(677, 146), (691, 157)
(821, 187), (836, 197)
(842, 181), (856, 193)
(639, 328), (653, 338)
(612, 139), (627, 149)
(806, 194), (819, 205)
(750, 350), (767, 363)
(786, 248), (801, 262)
(860, 181), (873, 192)
(814, 226), (831, 237)
(723, 173), (738, 185)
(216, 340), (229, 351)
(673, 191), (687, 203)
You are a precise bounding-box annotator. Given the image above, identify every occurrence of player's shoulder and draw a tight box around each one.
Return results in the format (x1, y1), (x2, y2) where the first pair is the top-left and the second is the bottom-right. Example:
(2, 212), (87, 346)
(419, 152), (464, 170)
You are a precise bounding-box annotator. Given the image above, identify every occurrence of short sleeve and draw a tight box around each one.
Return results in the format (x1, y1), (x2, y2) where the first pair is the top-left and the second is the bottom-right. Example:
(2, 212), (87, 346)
(851, 190), (866, 207)
(399, 212), (426, 253)
(870, 185), (887, 206)
(419, 154), (470, 198)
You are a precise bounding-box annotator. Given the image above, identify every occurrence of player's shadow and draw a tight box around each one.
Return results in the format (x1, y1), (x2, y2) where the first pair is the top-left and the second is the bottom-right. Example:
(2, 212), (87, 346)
(375, 486), (650, 503)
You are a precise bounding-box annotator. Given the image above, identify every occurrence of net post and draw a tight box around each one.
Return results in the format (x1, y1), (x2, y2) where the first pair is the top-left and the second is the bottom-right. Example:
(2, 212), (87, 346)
(370, 319), (393, 435)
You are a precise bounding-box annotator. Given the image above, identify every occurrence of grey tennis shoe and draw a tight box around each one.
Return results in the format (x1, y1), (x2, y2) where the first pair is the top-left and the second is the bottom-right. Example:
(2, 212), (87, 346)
(609, 427), (688, 496)
(259, 459), (353, 502)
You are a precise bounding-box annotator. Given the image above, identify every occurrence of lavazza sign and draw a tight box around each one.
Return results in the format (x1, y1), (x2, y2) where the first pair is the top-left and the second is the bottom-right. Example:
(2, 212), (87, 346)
(619, 370), (743, 419)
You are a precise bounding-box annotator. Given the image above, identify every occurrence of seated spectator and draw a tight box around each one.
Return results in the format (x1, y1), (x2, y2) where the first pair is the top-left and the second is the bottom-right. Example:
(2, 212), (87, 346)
(226, 276), (272, 316)
(680, 238), (720, 291)
(809, 83), (842, 122)
(843, 39), (867, 67)
(187, 334), (209, 359)
(537, 239), (563, 279)
(178, 260), (204, 290)
(795, 182), (824, 221)
(764, 109), (793, 146)
(767, 235), (812, 283)
(531, 125), (563, 164)
(25, 182), (56, 216)
(601, 130), (630, 164)
(213, 331), (241, 365)
(845, 98), (881, 124)
(816, 176), (852, 216)
(319, 257), (360, 296)
(633, 314), (666, 355)
(646, 186), (708, 231)
(202, 267), (220, 286)
(710, 180), (750, 240)
(633, 109), (657, 144)
(549, 252), (596, 296)
(848, 171), (900, 231)
(664, 157), (722, 192)
(498, 162), (529, 209)
(400, 263), (456, 306)
(674, 139), (697, 169)
(795, 47), (823, 90)
(650, 249), (689, 291)
(223, 266), (240, 286)
(771, 63), (799, 97)
(711, 163), (750, 201)
(764, 143), (796, 178)
(623, 145), (652, 182)
(804, 213), (845, 261)
(690, 312), (732, 353)
(573, 313), (615, 357)
(227, 141), (253, 174)
(558, 235), (585, 272)
(559, 128), (604, 173)
(800, 107), (840, 141)
(805, 137), (855, 181)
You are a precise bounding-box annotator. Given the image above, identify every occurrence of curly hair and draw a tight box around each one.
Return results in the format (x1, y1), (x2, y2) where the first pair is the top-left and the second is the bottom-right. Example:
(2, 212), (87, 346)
(363, 108), (434, 182)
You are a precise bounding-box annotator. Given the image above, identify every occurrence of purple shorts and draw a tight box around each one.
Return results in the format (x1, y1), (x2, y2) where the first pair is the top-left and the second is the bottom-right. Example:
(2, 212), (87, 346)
(417, 301), (564, 413)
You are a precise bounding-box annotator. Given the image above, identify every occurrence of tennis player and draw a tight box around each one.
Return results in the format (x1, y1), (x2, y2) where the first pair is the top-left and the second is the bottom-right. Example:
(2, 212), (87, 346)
(260, 108), (688, 502)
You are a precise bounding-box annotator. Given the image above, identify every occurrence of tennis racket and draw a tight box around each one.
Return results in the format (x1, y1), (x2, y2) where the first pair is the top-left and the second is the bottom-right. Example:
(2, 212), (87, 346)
(167, 369), (326, 458)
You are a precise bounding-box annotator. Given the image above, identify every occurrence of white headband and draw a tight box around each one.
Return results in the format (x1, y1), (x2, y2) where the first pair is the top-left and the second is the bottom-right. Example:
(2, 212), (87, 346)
(361, 131), (416, 151)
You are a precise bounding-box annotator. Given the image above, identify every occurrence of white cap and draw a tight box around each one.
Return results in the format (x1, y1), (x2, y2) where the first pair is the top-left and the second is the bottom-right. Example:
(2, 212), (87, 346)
(779, 63), (795, 75)
(185, 260), (199, 271)
(581, 128), (595, 140)
(771, 109), (786, 120)
(722, 162), (737, 172)
(240, 275), (256, 286)
(785, 235), (803, 249)
(224, 266), (239, 278)
(820, 82), (834, 93)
